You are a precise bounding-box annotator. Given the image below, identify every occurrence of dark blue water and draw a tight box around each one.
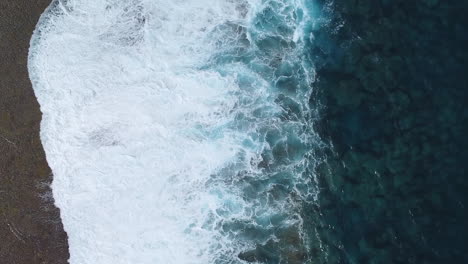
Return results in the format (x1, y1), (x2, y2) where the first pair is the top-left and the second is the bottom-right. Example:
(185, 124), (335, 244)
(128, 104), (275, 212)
(307, 1), (468, 263)
(216, 0), (468, 263)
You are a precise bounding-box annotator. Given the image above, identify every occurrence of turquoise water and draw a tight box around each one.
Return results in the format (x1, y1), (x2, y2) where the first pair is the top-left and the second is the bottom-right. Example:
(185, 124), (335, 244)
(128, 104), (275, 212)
(205, 1), (325, 262)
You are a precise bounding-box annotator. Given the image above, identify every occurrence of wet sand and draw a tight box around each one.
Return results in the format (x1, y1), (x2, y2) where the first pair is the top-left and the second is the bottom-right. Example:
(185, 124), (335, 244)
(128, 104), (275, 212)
(0, 1), (69, 263)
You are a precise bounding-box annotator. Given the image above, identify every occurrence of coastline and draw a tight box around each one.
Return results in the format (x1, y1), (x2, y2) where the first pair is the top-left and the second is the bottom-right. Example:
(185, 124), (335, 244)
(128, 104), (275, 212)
(1, 0), (466, 263)
(0, 1), (69, 263)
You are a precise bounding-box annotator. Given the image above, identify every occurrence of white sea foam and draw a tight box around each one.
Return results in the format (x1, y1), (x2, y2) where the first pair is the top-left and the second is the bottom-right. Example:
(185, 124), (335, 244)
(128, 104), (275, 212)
(29, 0), (263, 263)
(29, 0), (321, 262)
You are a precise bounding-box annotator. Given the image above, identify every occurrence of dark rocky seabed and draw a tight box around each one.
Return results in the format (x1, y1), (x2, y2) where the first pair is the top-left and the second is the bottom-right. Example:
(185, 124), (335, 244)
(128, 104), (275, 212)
(0, 0), (467, 263)
(307, 1), (468, 263)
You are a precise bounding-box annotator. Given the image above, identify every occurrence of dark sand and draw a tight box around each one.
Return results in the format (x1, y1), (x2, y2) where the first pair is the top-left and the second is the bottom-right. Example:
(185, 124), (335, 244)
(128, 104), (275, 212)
(0, 1), (69, 263)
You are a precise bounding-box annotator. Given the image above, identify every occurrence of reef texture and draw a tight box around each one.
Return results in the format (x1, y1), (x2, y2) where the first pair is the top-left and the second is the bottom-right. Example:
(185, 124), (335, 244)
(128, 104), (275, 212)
(310, 1), (468, 263)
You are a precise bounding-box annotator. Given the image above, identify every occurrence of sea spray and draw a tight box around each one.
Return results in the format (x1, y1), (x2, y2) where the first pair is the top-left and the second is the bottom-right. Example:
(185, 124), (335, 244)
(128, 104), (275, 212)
(29, 0), (322, 263)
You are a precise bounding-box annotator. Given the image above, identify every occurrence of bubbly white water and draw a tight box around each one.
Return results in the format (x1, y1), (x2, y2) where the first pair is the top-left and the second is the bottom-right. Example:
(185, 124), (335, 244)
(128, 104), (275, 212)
(29, 0), (263, 263)
(29, 0), (318, 263)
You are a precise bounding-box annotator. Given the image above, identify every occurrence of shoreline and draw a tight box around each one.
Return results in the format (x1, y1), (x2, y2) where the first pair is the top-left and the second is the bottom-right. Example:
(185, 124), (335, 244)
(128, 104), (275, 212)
(0, 1), (69, 263)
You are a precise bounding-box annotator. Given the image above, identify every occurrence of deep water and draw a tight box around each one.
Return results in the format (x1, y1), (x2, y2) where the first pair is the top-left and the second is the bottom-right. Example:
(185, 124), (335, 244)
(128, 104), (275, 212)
(308, 1), (468, 263)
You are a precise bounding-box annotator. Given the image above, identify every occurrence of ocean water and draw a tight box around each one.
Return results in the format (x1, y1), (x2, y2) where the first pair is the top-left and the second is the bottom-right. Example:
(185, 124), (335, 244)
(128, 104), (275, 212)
(307, 1), (468, 263)
(28, 0), (323, 263)
(29, 0), (468, 263)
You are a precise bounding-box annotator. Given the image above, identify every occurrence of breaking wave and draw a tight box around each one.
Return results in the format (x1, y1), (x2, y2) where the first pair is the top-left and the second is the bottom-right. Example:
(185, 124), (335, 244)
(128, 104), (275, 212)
(29, 0), (322, 263)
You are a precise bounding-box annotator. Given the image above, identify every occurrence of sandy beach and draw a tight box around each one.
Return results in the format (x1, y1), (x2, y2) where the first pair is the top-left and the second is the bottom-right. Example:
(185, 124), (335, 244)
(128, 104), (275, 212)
(0, 1), (69, 263)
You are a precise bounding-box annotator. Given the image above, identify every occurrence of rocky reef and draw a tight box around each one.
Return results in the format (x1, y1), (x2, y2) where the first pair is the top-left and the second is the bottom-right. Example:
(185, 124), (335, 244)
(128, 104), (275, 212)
(308, 1), (468, 263)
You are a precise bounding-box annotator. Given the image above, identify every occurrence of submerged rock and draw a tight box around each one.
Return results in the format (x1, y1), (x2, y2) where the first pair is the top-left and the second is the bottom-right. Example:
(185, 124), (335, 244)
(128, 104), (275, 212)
(310, 0), (468, 263)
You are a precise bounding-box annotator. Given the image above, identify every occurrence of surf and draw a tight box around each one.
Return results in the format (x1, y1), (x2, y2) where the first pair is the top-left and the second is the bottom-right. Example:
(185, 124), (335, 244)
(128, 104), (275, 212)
(28, 0), (320, 263)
